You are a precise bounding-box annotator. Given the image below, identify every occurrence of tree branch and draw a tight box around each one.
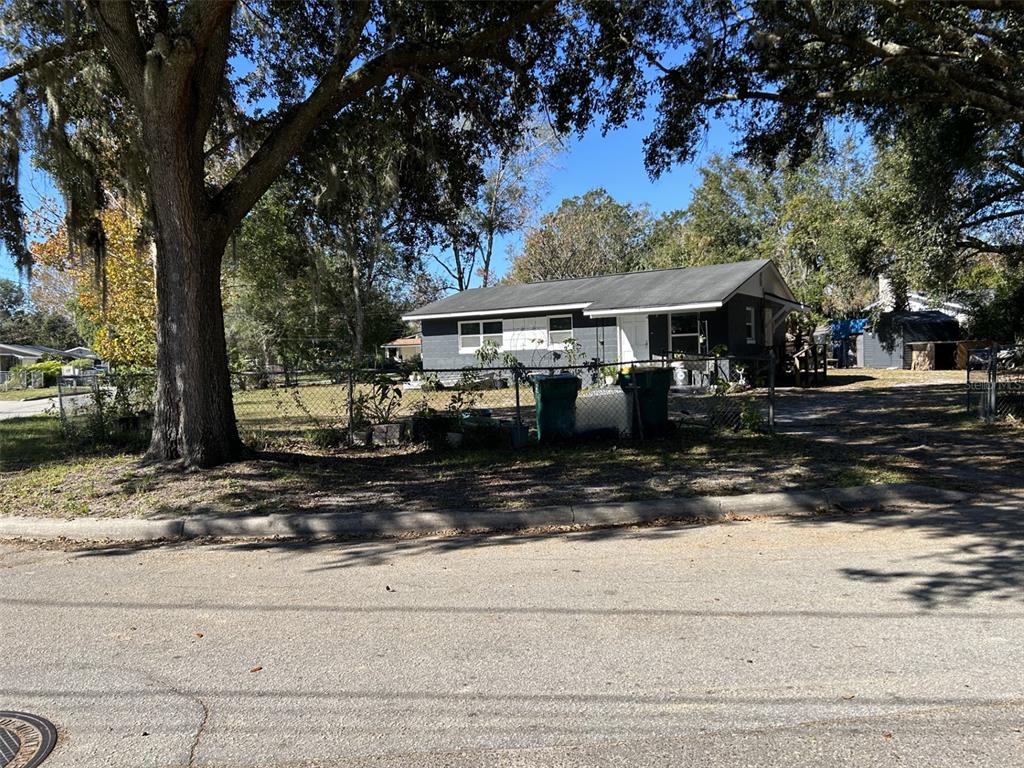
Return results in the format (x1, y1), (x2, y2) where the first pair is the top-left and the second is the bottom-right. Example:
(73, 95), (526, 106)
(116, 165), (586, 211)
(0, 32), (100, 82)
(85, 0), (147, 103)
(963, 207), (1024, 228)
(211, 0), (556, 236)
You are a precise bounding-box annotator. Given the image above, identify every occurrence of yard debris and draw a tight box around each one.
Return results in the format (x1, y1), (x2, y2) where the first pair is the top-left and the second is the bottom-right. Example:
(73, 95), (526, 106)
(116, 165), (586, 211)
(249, 666), (262, 673)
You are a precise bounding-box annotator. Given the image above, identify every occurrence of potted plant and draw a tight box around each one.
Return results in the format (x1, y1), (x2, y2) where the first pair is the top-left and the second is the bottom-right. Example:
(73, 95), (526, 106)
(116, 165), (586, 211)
(349, 394), (373, 447)
(444, 387), (475, 447)
(365, 375), (405, 446)
(600, 364), (619, 386)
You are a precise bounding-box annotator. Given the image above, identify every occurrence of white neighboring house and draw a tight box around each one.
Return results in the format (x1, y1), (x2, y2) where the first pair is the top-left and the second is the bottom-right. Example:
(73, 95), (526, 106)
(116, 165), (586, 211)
(872, 276), (970, 325)
(380, 335), (422, 363)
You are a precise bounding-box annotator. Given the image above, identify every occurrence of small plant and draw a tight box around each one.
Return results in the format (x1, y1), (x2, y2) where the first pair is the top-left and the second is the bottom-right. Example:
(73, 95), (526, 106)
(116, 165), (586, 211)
(304, 427), (349, 449)
(420, 373), (443, 392)
(364, 375), (403, 424)
(600, 364), (619, 383)
(475, 339), (502, 366)
(739, 398), (765, 432)
(561, 337), (585, 367)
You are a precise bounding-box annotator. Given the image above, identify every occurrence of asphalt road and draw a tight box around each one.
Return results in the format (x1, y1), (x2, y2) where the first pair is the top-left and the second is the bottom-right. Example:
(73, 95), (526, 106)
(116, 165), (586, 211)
(0, 396), (59, 420)
(2, 497), (1023, 767)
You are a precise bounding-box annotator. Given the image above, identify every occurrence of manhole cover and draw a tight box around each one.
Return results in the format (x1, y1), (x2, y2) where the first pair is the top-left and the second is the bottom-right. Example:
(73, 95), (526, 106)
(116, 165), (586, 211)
(0, 713), (57, 768)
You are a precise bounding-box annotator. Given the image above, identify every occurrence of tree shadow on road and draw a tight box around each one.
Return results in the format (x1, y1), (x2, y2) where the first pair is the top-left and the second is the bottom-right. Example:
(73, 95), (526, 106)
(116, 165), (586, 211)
(788, 493), (1024, 608)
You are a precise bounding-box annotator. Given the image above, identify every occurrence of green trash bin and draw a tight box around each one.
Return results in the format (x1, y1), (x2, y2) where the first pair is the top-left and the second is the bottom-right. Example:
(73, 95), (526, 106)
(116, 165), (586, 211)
(532, 373), (581, 442)
(620, 367), (672, 437)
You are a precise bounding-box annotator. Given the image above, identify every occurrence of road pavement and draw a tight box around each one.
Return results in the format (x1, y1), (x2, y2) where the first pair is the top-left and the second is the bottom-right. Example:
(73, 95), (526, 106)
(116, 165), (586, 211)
(0, 396), (59, 420)
(2, 495), (1023, 767)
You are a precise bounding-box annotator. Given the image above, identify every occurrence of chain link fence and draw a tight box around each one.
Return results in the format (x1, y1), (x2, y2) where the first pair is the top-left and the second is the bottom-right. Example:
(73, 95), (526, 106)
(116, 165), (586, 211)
(59, 354), (777, 451)
(967, 344), (1024, 421)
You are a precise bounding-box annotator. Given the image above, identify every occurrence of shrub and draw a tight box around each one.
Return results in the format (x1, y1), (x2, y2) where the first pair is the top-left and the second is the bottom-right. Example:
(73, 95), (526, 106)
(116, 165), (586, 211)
(304, 427), (348, 449)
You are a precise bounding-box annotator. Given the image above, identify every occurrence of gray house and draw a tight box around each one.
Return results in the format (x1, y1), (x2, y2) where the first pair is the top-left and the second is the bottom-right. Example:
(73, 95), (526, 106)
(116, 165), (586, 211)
(403, 259), (804, 370)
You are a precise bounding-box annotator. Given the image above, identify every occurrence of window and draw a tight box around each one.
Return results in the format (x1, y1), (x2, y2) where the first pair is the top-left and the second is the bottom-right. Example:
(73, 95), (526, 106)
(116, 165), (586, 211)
(670, 314), (702, 355)
(548, 315), (573, 347)
(744, 307), (756, 343)
(459, 320), (503, 352)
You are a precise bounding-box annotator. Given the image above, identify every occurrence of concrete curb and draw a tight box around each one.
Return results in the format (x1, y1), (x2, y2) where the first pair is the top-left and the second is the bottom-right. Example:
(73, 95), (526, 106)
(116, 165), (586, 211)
(0, 483), (971, 544)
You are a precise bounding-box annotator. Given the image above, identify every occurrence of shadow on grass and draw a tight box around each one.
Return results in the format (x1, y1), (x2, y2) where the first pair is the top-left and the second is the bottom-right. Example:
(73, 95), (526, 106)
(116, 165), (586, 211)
(107, 428), (889, 523)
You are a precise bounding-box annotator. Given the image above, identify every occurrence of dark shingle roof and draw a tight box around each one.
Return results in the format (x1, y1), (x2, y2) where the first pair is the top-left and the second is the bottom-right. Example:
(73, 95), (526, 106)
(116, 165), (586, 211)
(405, 260), (771, 319)
(0, 343), (65, 358)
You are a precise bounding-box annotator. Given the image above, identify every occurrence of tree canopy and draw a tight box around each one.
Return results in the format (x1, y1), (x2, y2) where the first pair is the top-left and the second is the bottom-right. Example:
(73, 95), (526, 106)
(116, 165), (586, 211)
(0, 0), (688, 466)
(506, 189), (653, 283)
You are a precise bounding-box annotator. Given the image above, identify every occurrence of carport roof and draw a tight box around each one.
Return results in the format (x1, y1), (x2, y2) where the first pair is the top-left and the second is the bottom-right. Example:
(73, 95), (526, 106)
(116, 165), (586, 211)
(404, 259), (786, 320)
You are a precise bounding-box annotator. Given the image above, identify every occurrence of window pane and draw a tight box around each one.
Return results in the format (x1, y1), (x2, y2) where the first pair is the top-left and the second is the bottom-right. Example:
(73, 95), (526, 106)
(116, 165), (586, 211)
(549, 316), (572, 332)
(482, 333), (503, 348)
(671, 315), (699, 335)
(671, 335), (700, 354)
(462, 322), (481, 335)
(549, 330), (572, 346)
(482, 320), (503, 334)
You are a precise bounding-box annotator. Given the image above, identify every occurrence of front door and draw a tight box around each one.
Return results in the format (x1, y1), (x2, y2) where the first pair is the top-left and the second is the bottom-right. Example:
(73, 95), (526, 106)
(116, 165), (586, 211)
(617, 315), (649, 363)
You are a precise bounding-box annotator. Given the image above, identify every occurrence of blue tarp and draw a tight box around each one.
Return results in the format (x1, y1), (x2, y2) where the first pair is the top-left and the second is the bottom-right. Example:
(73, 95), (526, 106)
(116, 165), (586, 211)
(830, 318), (868, 339)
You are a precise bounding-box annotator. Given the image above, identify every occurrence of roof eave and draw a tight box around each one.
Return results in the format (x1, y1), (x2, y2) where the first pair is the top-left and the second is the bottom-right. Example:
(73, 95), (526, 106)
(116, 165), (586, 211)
(584, 301), (724, 318)
(402, 302), (593, 321)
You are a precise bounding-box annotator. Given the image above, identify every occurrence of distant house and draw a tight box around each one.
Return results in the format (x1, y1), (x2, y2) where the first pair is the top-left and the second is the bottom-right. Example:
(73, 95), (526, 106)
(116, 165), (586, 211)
(0, 343), (102, 384)
(403, 259), (805, 370)
(380, 335), (421, 362)
(827, 311), (963, 369)
(860, 311), (963, 369)
(826, 276), (966, 369)
(0, 343), (64, 381)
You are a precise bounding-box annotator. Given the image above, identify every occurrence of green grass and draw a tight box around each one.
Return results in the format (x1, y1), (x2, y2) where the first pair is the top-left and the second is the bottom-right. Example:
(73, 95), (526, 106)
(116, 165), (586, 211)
(0, 428), (917, 520)
(0, 386), (59, 401)
(0, 415), (68, 471)
(233, 381), (535, 439)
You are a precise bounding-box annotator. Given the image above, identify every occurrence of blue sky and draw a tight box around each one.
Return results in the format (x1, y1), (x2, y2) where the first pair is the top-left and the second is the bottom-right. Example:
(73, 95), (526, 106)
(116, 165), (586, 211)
(484, 111), (735, 281)
(0, 108), (739, 288)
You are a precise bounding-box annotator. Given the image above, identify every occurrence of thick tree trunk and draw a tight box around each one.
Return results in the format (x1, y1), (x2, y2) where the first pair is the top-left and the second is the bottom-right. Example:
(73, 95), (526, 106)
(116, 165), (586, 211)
(144, 127), (242, 467)
(349, 255), (366, 364)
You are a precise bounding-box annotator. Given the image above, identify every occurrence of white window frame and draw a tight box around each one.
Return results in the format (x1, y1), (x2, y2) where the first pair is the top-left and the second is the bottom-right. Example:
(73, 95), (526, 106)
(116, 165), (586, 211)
(458, 319), (504, 354)
(669, 313), (703, 356)
(744, 306), (756, 343)
(547, 314), (574, 349)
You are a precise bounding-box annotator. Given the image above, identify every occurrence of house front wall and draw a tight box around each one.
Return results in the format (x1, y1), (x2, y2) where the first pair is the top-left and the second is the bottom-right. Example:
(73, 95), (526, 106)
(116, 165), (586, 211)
(643, 293), (782, 360)
(420, 309), (618, 370)
(420, 282), (793, 369)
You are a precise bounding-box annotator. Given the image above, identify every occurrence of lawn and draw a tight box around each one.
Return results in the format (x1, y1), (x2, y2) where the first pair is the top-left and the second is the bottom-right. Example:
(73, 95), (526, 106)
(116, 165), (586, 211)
(2, 369), (1016, 522)
(0, 428), (915, 520)
(233, 380), (536, 441)
(0, 415), (69, 471)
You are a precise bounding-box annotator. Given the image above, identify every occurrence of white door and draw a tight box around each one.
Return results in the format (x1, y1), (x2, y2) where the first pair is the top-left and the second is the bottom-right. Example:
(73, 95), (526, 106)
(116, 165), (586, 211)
(617, 315), (649, 363)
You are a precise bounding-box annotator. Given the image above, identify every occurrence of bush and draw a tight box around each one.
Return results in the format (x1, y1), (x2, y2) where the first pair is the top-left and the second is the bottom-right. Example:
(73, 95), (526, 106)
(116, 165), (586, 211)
(304, 427), (348, 449)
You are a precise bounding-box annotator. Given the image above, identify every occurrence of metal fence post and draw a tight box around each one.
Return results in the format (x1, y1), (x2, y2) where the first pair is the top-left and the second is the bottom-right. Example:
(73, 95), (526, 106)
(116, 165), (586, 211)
(347, 369), (355, 444)
(767, 348), (775, 434)
(93, 375), (106, 440)
(514, 372), (522, 426)
(57, 375), (66, 426)
(988, 344), (998, 421)
(966, 360), (972, 415)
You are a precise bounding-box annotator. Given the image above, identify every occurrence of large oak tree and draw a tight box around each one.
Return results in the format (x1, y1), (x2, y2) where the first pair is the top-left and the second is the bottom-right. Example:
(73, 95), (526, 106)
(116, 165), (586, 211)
(0, 0), (680, 467)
